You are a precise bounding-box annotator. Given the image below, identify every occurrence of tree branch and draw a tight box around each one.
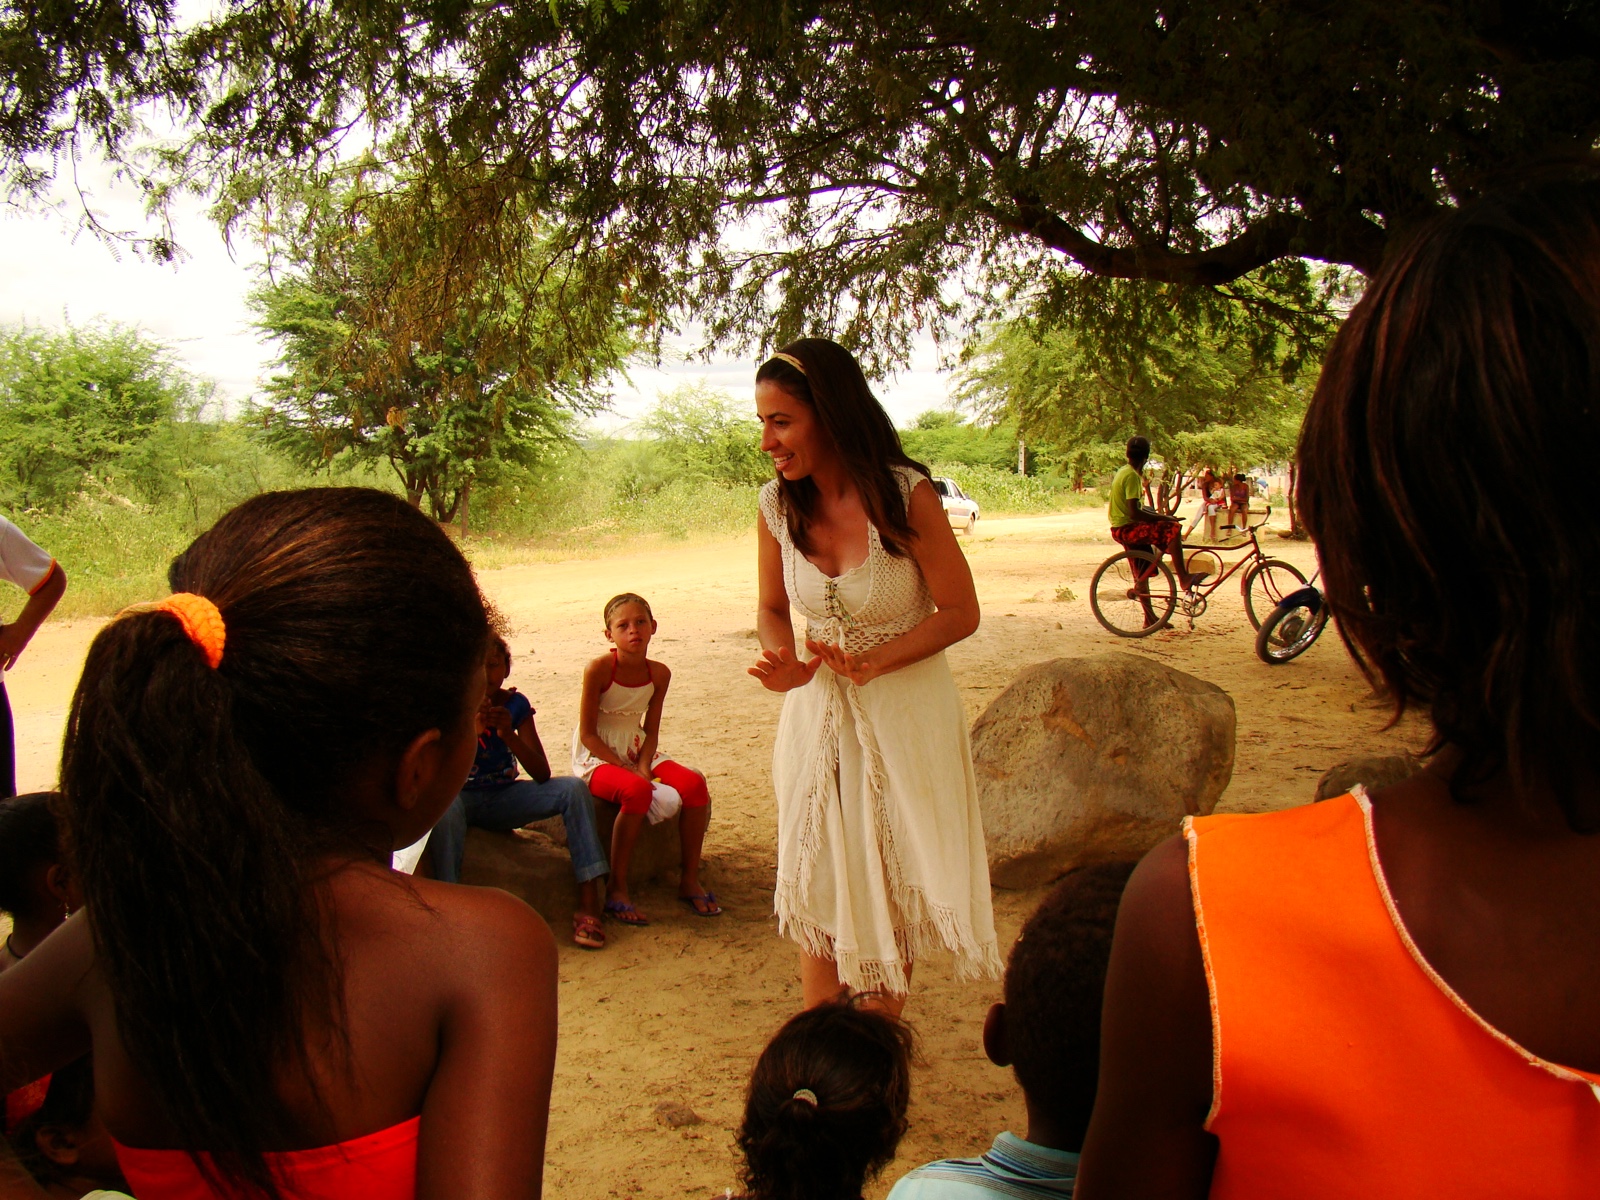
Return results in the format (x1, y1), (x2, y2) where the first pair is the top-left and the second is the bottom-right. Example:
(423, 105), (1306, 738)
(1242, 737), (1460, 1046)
(1004, 195), (1390, 281)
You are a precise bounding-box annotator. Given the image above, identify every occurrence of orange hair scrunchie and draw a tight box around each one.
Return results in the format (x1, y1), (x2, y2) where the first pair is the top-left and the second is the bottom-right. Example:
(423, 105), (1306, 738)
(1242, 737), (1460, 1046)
(152, 593), (226, 669)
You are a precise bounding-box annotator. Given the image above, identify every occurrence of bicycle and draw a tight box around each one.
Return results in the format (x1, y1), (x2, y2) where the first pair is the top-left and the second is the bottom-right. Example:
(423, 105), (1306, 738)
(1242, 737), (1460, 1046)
(1090, 507), (1308, 638)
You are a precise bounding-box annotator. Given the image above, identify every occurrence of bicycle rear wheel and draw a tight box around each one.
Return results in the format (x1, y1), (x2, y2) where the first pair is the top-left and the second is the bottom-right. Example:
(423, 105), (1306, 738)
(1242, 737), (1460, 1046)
(1243, 558), (1308, 630)
(1092, 550), (1176, 637)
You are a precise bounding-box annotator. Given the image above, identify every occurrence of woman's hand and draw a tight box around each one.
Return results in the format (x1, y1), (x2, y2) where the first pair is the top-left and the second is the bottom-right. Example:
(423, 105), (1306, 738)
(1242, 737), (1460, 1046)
(748, 646), (823, 693)
(806, 639), (883, 687)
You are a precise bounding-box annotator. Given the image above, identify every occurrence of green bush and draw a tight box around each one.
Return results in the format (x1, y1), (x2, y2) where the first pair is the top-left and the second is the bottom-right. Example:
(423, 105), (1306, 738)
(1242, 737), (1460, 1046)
(3, 422), (382, 620)
(928, 463), (1099, 514)
(0, 322), (210, 512)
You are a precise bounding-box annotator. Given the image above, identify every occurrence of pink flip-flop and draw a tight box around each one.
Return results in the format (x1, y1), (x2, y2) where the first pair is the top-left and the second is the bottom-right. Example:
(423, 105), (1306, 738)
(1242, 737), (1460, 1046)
(572, 913), (606, 949)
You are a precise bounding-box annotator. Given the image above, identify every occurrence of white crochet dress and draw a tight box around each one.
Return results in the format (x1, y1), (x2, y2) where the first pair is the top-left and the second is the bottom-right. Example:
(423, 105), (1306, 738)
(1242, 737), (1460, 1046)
(762, 467), (1000, 994)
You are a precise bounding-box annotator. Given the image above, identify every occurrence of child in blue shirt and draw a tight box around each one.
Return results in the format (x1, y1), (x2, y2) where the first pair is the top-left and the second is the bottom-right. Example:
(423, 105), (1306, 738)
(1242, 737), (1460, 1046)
(888, 862), (1136, 1199)
(427, 634), (610, 949)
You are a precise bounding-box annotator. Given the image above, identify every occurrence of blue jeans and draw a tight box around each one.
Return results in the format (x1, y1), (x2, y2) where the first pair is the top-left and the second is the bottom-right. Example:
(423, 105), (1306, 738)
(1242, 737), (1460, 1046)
(429, 776), (609, 885)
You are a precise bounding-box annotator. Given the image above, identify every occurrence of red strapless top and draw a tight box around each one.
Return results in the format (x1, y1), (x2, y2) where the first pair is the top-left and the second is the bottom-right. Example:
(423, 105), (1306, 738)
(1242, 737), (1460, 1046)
(113, 1115), (419, 1200)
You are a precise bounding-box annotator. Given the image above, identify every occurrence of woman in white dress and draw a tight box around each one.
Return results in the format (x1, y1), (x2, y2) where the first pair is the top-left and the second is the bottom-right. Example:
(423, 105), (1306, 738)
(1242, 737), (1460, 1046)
(747, 338), (1000, 1015)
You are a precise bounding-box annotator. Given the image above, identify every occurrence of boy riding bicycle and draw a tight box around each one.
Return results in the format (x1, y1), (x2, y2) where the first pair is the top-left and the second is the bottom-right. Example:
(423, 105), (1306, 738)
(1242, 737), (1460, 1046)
(1108, 437), (1203, 594)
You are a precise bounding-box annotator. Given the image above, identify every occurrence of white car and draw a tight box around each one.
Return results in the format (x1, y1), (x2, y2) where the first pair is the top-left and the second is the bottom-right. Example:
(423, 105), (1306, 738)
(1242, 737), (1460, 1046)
(932, 476), (980, 534)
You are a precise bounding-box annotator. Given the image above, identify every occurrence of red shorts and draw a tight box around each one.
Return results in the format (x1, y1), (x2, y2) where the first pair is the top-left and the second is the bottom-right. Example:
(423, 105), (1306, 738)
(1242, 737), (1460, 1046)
(589, 760), (710, 816)
(1112, 520), (1181, 554)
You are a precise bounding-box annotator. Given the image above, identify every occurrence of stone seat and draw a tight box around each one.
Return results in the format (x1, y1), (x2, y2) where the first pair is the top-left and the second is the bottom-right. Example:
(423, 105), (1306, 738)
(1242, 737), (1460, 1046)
(459, 801), (683, 926)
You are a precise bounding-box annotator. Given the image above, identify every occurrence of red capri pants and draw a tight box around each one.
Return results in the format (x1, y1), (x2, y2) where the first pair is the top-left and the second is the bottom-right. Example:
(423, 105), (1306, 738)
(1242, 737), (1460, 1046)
(589, 760), (709, 815)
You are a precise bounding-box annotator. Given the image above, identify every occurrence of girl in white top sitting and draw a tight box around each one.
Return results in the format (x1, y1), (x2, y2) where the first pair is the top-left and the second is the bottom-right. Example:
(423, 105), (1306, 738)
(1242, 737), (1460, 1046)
(573, 593), (718, 924)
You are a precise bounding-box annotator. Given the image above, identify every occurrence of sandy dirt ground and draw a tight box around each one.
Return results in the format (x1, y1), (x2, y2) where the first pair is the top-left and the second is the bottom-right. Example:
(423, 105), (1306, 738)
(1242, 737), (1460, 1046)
(6, 509), (1427, 1198)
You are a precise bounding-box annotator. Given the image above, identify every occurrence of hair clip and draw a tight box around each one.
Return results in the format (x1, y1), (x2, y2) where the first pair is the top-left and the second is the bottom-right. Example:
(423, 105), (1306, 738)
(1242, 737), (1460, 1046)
(791, 1088), (818, 1106)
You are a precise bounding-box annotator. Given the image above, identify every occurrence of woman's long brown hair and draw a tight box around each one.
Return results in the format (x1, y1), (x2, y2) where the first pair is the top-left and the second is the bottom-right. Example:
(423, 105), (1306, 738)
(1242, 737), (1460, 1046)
(1298, 168), (1600, 831)
(756, 338), (931, 558)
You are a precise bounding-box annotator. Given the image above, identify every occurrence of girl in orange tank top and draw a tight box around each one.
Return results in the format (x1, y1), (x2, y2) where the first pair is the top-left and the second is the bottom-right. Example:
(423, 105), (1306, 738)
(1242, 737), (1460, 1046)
(1077, 171), (1600, 1197)
(0, 490), (559, 1199)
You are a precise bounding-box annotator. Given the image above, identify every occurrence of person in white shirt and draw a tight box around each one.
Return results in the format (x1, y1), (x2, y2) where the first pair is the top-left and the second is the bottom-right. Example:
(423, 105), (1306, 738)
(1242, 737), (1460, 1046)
(0, 517), (65, 797)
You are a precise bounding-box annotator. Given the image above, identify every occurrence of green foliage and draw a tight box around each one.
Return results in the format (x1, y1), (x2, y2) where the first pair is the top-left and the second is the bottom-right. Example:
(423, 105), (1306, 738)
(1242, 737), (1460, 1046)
(926, 463), (1095, 515)
(0, 322), (214, 512)
(16, 2), (1598, 366)
(3, 421), (360, 620)
(639, 383), (771, 487)
(956, 317), (1315, 504)
(899, 412), (1023, 472)
(251, 167), (634, 526)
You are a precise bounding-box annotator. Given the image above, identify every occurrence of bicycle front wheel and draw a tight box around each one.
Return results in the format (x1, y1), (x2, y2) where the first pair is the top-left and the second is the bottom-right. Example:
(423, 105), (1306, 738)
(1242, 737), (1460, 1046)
(1092, 550), (1176, 637)
(1255, 598), (1328, 664)
(1243, 559), (1308, 630)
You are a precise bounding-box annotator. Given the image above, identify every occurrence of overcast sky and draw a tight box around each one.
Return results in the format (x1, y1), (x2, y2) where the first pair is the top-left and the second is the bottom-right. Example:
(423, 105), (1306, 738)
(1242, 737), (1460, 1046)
(0, 169), (966, 433)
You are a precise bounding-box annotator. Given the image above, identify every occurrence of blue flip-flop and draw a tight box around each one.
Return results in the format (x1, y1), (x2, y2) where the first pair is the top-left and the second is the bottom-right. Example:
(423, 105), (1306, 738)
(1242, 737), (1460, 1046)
(679, 892), (722, 917)
(604, 899), (650, 926)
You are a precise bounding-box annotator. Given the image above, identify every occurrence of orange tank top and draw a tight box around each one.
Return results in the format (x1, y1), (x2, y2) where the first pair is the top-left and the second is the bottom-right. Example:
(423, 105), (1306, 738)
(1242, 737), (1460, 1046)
(113, 1114), (419, 1200)
(1187, 792), (1600, 1198)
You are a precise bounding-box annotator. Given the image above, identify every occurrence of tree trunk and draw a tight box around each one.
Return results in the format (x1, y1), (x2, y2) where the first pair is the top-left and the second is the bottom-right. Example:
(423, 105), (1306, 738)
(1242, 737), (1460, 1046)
(1288, 460), (1302, 537)
(1017, 434), (1026, 475)
(457, 480), (472, 536)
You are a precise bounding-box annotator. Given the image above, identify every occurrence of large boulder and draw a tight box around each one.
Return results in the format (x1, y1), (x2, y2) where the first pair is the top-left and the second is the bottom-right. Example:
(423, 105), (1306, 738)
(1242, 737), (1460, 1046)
(459, 806), (683, 925)
(973, 654), (1236, 889)
(1315, 754), (1420, 802)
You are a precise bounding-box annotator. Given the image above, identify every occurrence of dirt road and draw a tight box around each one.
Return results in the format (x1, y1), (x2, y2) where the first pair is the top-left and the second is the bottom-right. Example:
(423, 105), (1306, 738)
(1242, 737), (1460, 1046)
(6, 510), (1424, 1198)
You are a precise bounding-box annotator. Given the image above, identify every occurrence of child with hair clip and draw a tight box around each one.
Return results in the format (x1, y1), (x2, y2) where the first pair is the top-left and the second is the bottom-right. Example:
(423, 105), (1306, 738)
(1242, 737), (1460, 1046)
(724, 1000), (915, 1200)
(574, 592), (718, 924)
(0, 488), (559, 1200)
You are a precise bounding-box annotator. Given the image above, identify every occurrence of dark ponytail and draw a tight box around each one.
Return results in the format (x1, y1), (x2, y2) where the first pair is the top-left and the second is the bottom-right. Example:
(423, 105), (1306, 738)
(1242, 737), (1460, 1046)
(737, 1001), (915, 1200)
(58, 488), (489, 1197)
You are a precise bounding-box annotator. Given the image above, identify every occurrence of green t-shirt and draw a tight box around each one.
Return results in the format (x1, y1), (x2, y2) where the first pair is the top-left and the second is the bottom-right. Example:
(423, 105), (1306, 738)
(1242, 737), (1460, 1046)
(1109, 464), (1145, 528)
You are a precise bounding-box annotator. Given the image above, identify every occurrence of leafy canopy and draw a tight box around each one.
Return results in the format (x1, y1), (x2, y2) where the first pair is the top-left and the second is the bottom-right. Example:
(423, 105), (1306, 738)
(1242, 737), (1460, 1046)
(640, 383), (773, 489)
(7, 2), (1599, 367)
(957, 318), (1308, 504)
(251, 168), (634, 525)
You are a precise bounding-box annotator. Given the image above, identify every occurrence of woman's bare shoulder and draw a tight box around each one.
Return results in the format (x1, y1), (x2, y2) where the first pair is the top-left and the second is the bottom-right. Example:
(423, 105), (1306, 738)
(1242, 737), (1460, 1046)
(341, 865), (553, 982)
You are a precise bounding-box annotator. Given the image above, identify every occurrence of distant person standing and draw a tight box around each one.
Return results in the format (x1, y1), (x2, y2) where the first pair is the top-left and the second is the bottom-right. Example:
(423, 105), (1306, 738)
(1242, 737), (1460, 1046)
(0, 518), (64, 796)
(1108, 438), (1201, 595)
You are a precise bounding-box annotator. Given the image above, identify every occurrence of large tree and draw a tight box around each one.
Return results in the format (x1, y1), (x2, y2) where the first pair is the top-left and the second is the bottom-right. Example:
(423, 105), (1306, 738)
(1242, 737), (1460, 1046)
(9, 2), (1600, 364)
(251, 171), (633, 527)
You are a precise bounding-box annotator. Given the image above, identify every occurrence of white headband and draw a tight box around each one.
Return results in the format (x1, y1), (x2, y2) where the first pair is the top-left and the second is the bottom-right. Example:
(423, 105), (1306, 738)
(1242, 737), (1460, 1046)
(768, 352), (806, 376)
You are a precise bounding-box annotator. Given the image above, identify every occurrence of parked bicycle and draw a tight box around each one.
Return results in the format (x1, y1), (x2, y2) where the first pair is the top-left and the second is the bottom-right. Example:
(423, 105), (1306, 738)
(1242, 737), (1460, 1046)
(1090, 506), (1307, 638)
(1254, 570), (1329, 664)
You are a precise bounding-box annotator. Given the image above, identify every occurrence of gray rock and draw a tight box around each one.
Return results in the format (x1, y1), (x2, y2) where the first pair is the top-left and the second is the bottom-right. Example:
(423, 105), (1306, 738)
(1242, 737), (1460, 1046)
(973, 654), (1236, 889)
(459, 806), (683, 925)
(1314, 754), (1421, 802)
(460, 827), (582, 924)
